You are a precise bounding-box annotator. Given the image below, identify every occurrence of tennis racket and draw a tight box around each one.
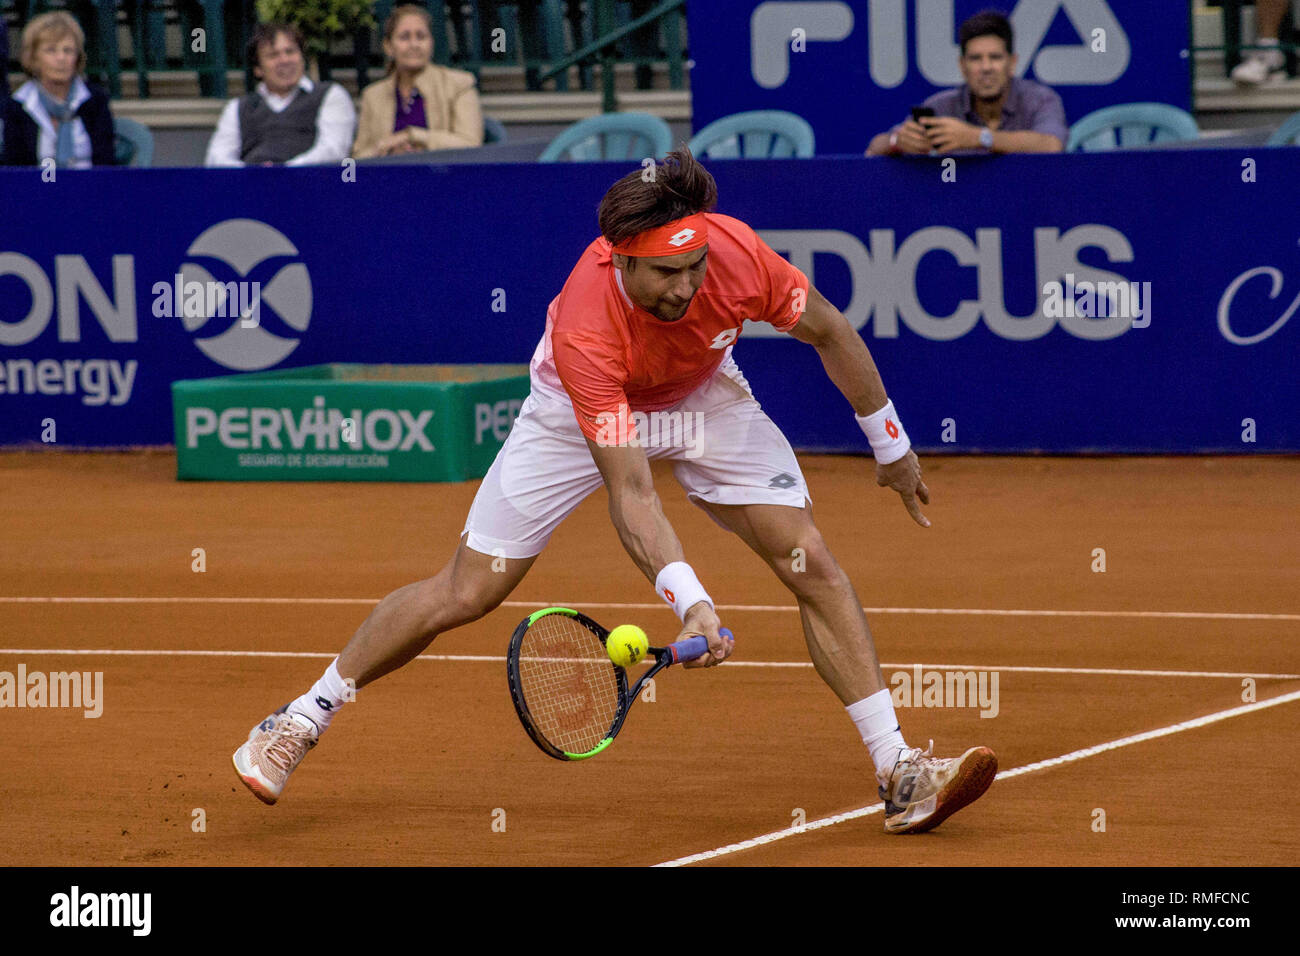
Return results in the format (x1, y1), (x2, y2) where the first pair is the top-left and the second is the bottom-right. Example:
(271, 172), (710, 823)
(506, 606), (734, 761)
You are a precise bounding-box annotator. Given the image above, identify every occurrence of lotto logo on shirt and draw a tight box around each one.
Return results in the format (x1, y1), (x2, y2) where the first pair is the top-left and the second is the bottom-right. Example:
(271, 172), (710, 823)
(593, 403), (706, 459)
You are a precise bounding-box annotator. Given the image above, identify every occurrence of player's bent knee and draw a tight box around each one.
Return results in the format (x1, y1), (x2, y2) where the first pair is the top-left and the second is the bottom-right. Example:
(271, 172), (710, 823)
(413, 573), (504, 637)
(774, 538), (846, 597)
(441, 585), (505, 631)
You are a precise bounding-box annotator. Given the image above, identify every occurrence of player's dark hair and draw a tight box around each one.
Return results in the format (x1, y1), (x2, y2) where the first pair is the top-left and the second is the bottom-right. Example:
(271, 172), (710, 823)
(959, 10), (1013, 56)
(248, 21), (306, 72)
(598, 146), (718, 258)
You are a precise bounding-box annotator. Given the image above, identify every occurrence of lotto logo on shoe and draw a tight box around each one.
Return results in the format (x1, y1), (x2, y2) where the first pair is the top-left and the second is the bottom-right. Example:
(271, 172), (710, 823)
(315, 695), (333, 712)
(668, 229), (696, 247)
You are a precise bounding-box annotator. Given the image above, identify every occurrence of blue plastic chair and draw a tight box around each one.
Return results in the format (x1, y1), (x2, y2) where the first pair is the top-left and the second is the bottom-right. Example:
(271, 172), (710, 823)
(538, 112), (673, 162)
(112, 116), (155, 167)
(688, 109), (816, 159)
(483, 115), (508, 144)
(1267, 109), (1300, 146)
(1067, 103), (1200, 152)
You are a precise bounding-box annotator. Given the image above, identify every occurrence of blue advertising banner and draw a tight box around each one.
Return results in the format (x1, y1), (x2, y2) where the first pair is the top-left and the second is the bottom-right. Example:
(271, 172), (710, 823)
(0, 151), (1295, 453)
(688, 0), (1192, 155)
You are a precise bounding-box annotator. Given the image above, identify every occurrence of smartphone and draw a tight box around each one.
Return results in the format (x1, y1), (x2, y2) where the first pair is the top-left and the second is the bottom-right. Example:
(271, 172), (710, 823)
(911, 106), (936, 123)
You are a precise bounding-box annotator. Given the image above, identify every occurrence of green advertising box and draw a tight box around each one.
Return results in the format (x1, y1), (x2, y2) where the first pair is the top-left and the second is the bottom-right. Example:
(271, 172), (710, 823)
(172, 364), (530, 481)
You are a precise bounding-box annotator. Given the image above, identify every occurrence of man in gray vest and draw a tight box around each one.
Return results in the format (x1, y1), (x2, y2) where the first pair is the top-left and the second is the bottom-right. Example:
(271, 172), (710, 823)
(205, 22), (356, 167)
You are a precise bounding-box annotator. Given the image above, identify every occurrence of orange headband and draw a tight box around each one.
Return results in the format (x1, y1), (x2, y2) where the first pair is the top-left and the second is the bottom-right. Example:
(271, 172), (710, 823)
(611, 213), (709, 258)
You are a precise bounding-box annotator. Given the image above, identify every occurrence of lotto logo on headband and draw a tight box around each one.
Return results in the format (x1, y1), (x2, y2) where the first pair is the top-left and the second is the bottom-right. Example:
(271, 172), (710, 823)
(611, 214), (709, 257)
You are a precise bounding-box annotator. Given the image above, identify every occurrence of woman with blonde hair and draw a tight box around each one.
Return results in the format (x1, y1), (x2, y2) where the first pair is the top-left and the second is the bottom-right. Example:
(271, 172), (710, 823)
(1, 11), (115, 167)
(353, 5), (484, 158)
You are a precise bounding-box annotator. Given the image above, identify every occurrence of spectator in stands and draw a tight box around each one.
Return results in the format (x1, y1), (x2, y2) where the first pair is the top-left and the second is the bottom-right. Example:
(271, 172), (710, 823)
(1232, 0), (1289, 85)
(0, 11), (115, 167)
(626, 0), (662, 90)
(866, 10), (1065, 156)
(205, 22), (356, 167)
(353, 4), (483, 158)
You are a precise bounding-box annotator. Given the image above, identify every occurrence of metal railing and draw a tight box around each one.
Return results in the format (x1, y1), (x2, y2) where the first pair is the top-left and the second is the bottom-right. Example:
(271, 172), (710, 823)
(538, 0), (685, 112)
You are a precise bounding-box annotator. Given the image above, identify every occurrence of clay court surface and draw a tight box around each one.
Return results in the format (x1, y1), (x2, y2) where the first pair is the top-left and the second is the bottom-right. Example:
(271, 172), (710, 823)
(1, 450), (1296, 867)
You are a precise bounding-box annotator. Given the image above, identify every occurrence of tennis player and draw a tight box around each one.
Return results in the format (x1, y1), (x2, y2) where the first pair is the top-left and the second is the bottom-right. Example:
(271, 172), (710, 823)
(234, 147), (997, 834)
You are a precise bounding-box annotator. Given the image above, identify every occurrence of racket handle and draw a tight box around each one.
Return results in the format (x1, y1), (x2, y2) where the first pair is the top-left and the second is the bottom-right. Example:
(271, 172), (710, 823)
(668, 627), (735, 664)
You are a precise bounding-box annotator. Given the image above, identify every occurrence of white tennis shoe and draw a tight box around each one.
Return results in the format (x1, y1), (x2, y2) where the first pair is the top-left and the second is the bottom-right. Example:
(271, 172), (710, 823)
(878, 741), (997, 834)
(232, 708), (318, 805)
(1231, 49), (1286, 86)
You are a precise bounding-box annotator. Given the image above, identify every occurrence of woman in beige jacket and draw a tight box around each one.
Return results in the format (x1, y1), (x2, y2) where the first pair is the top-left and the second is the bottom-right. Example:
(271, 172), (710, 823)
(353, 4), (484, 158)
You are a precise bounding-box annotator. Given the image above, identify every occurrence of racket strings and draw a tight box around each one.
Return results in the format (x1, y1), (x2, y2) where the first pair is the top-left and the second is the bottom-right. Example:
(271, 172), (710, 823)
(517, 615), (620, 755)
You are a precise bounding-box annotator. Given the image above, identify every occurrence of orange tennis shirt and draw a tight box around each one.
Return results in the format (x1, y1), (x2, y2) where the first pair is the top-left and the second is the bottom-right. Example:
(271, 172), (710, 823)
(529, 213), (809, 441)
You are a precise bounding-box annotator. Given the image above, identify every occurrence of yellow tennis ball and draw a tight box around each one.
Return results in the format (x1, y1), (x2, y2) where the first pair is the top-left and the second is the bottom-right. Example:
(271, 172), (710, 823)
(606, 624), (649, 667)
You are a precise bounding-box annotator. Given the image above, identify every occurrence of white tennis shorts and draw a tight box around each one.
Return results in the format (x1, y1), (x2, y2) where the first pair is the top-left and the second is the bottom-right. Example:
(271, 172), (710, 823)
(462, 357), (810, 559)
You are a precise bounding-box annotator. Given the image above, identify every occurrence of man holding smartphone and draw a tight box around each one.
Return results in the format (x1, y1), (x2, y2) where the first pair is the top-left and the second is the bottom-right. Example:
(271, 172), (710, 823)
(866, 10), (1066, 157)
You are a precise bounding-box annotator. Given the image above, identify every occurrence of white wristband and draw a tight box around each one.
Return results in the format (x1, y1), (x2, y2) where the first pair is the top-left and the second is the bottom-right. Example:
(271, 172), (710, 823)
(856, 400), (911, 464)
(655, 561), (713, 622)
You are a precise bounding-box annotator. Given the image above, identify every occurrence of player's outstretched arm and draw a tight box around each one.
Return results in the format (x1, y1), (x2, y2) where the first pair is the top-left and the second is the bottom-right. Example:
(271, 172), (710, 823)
(585, 438), (731, 666)
(788, 284), (931, 527)
(585, 437), (684, 577)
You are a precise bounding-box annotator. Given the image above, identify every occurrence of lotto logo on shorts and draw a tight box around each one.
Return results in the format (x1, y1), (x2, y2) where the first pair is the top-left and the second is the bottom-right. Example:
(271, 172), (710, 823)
(668, 229), (696, 247)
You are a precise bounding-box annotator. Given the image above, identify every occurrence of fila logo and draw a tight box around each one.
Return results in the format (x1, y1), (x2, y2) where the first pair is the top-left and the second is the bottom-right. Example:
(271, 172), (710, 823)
(668, 229), (696, 247)
(709, 328), (739, 349)
(751, 0), (1129, 89)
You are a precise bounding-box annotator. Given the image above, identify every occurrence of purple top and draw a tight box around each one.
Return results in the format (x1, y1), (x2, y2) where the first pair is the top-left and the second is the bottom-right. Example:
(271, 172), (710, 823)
(917, 77), (1068, 146)
(393, 85), (427, 134)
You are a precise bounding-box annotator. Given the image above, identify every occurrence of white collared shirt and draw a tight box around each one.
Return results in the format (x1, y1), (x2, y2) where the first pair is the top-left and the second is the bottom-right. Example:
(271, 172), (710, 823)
(12, 77), (94, 168)
(204, 76), (357, 167)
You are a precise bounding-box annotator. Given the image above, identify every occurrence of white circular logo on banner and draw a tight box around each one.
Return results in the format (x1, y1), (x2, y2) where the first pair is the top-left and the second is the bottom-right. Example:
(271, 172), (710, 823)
(177, 219), (312, 370)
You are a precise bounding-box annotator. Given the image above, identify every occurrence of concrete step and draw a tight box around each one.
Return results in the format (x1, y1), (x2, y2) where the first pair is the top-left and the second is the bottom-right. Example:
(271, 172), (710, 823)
(1196, 76), (1300, 112)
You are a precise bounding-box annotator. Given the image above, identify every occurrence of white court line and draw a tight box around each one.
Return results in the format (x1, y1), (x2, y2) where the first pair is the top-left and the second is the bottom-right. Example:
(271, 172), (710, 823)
(0, 648), (1296, 680)
(0, 650), (1294, 681)
(653, 689), (1300, 867)
(1, 595), (1297, 622)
